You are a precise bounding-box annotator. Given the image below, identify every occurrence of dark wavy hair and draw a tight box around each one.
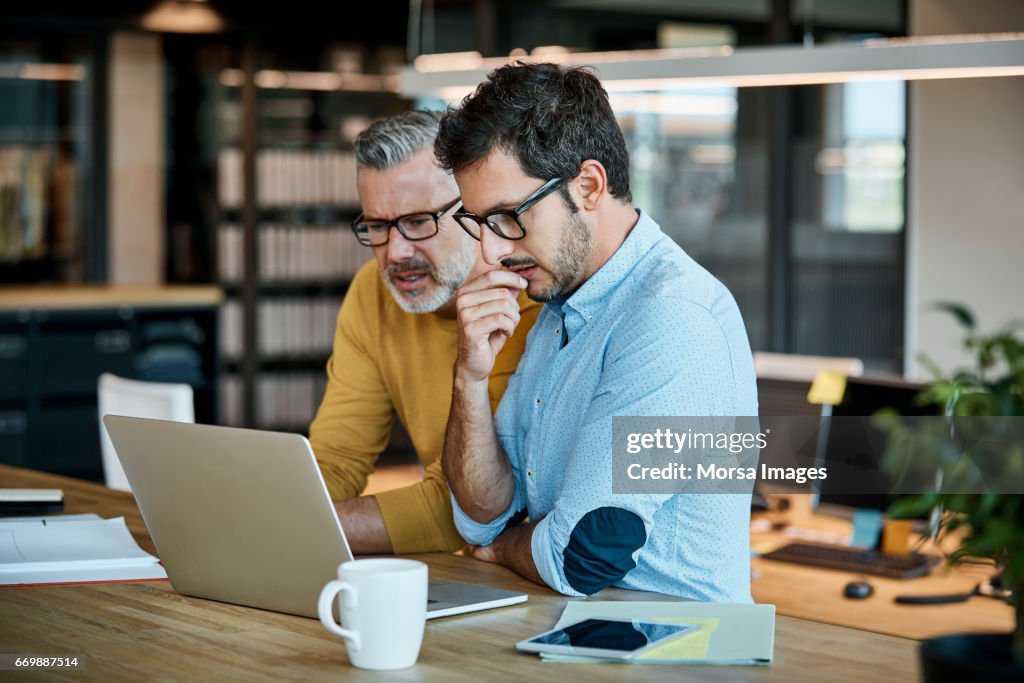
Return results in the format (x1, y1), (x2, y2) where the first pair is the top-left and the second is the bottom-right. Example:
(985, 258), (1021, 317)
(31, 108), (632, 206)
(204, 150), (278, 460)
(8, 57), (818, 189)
(435, 61), (631, 203)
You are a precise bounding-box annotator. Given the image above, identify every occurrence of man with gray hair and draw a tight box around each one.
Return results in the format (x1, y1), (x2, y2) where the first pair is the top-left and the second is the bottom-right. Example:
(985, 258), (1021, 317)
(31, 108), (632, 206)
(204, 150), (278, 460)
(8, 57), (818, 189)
(309, 110), (539, 554)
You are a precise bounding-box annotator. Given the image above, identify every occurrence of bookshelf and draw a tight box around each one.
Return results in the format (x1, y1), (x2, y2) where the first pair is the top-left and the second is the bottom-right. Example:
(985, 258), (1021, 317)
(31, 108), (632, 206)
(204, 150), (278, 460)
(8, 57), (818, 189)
(210, 40), (409, 433)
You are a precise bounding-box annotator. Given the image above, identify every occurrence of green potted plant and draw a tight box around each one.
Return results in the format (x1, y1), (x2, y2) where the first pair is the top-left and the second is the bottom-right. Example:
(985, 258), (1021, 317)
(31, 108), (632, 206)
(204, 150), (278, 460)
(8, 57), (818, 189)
(879, 304), (1024, 682)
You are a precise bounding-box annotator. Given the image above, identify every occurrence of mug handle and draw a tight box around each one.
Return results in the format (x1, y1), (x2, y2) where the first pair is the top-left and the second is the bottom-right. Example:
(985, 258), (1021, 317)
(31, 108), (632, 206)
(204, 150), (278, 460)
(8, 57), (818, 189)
(317, 580), (362, 652)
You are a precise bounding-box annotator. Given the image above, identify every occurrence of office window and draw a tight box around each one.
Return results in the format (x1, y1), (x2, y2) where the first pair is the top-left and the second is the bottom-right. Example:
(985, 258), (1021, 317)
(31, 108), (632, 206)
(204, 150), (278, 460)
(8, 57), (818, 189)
(610, 79), (907, 371)
(615, 86), (769, 351)
(415, 0), (909, 371)
(791, 82), (906, 371)
(819, 80), (905, 233)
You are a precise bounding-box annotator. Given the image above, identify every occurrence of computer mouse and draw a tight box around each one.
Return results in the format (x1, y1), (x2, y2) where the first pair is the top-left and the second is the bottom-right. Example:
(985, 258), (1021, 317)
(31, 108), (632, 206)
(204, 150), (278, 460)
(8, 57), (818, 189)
(844, 581), (874, 599)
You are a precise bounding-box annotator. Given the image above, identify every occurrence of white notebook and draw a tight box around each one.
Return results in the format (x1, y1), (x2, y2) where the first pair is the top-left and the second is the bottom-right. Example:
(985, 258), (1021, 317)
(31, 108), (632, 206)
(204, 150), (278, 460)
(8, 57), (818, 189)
(0, 488), (64, 503)
(0, 516), (167, 586)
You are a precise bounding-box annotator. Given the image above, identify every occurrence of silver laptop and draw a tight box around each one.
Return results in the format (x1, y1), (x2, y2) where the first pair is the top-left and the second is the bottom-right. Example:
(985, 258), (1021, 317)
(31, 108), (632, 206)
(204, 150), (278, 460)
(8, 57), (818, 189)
(102, 415), (527, 620)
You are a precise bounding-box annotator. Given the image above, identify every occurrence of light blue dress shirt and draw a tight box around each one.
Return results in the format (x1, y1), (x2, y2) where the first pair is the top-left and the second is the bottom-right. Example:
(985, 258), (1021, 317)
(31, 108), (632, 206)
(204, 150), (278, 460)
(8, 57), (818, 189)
(452, 209), (757, 601)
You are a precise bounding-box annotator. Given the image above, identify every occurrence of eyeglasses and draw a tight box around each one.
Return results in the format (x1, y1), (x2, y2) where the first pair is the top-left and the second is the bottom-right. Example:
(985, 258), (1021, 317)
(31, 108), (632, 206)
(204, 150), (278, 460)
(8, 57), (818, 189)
(350, 197), (461, 247)
(453, 177), (568, 242)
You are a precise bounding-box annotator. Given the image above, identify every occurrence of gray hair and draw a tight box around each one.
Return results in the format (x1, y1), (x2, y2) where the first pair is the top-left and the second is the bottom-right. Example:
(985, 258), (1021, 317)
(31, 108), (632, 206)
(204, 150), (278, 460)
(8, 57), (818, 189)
(354, 110), (443, 170)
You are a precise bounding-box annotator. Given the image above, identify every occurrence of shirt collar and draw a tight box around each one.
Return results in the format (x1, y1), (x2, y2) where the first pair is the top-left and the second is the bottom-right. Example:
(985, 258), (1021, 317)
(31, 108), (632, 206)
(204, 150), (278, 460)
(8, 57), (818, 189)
(553, 208), (662, 324)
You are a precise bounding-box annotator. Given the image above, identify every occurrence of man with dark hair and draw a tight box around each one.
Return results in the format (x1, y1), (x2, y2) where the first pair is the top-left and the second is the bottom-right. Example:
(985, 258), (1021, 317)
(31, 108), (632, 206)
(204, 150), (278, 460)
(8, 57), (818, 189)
(437, 63), (757, 600)
(309, 110), (539, 555)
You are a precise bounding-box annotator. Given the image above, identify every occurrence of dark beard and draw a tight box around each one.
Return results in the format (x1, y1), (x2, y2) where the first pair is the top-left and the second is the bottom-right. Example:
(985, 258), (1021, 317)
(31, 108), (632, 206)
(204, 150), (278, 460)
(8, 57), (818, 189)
(530, 213), (593, 302)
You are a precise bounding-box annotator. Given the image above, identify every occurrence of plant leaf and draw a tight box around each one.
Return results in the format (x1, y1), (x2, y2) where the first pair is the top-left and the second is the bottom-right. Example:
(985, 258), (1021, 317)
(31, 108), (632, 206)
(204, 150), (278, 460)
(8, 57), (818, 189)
(933, 302), (976, 330)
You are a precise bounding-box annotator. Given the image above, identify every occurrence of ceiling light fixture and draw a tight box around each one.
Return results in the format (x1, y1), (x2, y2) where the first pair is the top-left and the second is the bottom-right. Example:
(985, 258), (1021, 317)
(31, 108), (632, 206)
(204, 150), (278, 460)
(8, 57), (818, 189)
(400, 34), (1024, 100)
(141, 0), (225, 34)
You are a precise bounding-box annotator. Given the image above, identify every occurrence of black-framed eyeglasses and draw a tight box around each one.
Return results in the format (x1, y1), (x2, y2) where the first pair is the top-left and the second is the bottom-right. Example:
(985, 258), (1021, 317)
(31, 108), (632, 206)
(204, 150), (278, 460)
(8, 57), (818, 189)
(453, 176), (567, 242)
(350, 197), (461, 247)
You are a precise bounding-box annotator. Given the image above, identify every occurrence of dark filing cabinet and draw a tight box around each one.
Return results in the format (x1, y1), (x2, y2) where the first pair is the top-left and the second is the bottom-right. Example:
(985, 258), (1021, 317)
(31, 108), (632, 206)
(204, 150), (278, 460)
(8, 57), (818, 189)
(0, 287), (221, 482)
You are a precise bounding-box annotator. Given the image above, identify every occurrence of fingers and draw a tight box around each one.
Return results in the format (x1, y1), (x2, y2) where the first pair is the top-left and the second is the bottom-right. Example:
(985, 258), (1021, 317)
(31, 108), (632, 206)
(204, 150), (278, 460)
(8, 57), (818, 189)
(460, 315), (516, 356)
(457, 283), (521, 339)
(456, 285), (518, 311)
(454, 270), (525, 382)
(462, 313), (518, 346)
(463, 313), (517, 344)
(460, 299), (521, 329)
(458, 269), (527, 296)
(470, 544), (498, 563)
(455, 270), (526, 332)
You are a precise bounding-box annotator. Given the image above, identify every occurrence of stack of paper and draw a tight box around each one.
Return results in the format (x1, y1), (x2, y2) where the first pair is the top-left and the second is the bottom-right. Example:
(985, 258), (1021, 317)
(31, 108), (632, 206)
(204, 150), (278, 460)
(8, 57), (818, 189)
(0, 515), (167, 586)
(540, 601), (775, 665)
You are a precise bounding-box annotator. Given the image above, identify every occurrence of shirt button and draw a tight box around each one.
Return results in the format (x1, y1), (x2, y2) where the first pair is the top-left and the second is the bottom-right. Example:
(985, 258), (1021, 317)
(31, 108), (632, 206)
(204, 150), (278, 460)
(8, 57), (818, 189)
(535, 397), (542, 406)
(527, 469), (533, 478)
(555, 328), (560, 335)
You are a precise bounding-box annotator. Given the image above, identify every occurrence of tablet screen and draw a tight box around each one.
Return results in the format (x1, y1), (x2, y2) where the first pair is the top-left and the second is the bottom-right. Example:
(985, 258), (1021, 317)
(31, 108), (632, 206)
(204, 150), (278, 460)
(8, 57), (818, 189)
(527, 618), (692, 653)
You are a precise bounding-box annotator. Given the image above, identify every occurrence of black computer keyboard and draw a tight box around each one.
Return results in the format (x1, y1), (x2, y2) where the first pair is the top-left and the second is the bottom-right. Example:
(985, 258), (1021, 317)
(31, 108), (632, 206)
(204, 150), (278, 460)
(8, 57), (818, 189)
(761, 542), (940, 579)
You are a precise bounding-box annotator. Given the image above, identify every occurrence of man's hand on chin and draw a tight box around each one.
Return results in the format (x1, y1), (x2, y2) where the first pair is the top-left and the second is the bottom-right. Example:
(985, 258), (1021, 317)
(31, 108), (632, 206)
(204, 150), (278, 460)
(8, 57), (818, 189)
(454, 269), (527, 382)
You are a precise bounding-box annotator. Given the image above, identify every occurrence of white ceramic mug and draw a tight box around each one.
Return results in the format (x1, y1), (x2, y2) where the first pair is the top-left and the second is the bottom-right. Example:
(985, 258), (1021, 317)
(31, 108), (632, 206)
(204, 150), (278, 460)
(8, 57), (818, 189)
(317, 558), (428, 670)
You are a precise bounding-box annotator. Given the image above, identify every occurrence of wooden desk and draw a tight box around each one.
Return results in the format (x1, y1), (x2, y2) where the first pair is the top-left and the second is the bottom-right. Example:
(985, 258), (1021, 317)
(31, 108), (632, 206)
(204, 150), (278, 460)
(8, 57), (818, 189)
(293, 465), (1015, 641)
(751, 494), (1014, 640)
(0, 465), (919, 682)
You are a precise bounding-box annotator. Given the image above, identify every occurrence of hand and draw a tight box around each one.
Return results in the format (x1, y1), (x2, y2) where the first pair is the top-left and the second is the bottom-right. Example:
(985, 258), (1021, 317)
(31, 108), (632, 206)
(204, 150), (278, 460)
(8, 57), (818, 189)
(467, 543), (500, 564)
(455, 270), (527, 383)
(466, 522), (545, 587)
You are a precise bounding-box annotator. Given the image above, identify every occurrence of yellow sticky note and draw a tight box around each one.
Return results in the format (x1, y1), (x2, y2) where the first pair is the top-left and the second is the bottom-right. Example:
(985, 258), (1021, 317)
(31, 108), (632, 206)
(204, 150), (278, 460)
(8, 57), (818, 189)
(636, 617), (720, 660)
(807, 370), (847, 405)
(882, 519), (914, 557)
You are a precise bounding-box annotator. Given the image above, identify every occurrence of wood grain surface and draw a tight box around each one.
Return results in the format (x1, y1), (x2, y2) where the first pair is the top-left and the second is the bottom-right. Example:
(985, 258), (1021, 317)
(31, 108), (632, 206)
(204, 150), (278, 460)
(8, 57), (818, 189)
(0, 464), (925, 682)
(750, 493), (1014, 639)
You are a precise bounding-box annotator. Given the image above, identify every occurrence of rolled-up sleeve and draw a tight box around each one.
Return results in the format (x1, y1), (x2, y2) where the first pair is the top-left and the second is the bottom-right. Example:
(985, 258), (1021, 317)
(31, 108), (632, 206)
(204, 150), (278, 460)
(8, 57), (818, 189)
(450, 482), (526, 546)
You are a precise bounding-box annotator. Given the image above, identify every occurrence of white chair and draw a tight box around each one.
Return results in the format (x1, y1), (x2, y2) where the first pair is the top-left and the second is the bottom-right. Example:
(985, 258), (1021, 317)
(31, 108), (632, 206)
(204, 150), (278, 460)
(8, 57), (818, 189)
(98, 373), (195, 492)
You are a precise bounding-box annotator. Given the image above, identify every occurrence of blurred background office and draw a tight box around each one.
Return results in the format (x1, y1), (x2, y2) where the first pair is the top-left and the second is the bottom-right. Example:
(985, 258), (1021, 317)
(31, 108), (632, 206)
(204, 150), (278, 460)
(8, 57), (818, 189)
(0, 0), (1021, 484)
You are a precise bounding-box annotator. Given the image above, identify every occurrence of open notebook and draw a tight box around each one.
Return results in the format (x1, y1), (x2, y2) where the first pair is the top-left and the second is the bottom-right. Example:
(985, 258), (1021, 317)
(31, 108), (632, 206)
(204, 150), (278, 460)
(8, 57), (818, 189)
(0, 515), (167, 586)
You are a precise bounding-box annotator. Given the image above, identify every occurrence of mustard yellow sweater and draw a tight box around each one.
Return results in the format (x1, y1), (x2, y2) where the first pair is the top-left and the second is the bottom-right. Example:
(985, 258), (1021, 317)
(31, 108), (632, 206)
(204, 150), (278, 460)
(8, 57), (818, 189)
(309, 260), (540, 553)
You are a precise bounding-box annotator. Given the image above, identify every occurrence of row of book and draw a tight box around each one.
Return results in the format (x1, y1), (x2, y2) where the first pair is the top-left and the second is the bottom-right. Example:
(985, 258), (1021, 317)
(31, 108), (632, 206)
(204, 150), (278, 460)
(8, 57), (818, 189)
(220, 371), (328, 430)
(218, 223), (371, 283)
(220, 297), (342, 359)
(218, 148), (361, 208)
